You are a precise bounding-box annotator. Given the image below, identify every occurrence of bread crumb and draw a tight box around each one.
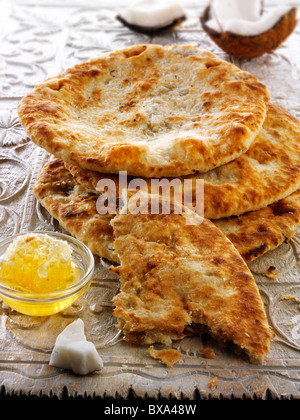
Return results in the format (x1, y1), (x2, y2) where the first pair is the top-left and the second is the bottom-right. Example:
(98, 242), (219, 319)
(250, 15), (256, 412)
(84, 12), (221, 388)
(281, 294), (297, 301)
(265, 266), (278, 279)
(148, 345), (182, 367)
(201, 347), (216, 359)
(208, 376), (217, 389)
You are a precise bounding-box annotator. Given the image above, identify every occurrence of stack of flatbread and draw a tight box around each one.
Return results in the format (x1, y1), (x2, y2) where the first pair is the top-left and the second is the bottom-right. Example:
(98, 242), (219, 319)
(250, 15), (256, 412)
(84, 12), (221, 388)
(18, 44), (300, 364)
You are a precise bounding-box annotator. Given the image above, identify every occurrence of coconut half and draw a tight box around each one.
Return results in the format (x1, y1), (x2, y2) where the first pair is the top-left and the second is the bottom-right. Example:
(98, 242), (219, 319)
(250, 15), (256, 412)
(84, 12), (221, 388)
(117, 0), (186, 34)
(201, 0), (297, 59)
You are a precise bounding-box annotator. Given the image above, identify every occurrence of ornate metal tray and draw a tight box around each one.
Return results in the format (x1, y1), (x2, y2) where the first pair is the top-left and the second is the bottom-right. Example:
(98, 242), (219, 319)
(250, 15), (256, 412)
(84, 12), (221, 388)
(0, 0), (300, 400)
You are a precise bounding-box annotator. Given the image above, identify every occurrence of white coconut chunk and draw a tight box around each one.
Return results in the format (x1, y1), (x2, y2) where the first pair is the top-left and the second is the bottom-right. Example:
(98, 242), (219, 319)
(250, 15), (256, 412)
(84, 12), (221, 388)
(49, 319), (103, 375)
(207, 1), (292, 36)
(120, 0), (185, 28)
(54, 318), (86, 345)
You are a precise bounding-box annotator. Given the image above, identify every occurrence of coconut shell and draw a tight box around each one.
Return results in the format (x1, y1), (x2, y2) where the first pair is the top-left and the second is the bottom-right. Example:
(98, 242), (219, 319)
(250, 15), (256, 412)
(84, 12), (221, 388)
(117, 14), (186, 35)
(200, 5), (297, 59)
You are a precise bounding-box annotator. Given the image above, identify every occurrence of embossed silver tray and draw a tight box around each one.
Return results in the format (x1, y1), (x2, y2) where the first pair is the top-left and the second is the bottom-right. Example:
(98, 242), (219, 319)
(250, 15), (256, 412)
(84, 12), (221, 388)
(0, 0), (300, 400)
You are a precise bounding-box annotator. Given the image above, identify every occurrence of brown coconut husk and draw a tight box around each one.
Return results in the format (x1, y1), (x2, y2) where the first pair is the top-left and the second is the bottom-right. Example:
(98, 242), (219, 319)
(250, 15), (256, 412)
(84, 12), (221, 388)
(200, 5), (297, 59)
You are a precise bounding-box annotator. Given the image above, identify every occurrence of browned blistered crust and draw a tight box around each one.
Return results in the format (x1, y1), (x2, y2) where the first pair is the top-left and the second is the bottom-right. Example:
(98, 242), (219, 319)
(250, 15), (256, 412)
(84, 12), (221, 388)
(67, 103), (300, 220)
(35, 158), (300, 265)
(110, 207), (274, 364)
(201, 103), (300, 218)
(201, 6), (297, 59)
(213, 189), (300, 263)
(18, 44), (269, 178)
(33, 158), (118, 263)
(66, 162), (122, 195)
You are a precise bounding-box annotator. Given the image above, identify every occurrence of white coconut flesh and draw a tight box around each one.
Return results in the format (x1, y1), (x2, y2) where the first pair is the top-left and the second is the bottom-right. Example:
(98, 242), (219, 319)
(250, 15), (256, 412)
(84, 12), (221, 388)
(49, 319), (103, 376)
(206, 0), (293, 36)
(119, 0), (185, 28)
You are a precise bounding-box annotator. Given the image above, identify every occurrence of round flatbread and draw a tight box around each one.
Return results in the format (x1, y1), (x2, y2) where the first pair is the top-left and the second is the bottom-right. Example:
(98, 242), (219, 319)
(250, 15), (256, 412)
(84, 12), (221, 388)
(35, 159), (300, 266)
(66, 103), (300, 219)
(18, 44), (269, 178)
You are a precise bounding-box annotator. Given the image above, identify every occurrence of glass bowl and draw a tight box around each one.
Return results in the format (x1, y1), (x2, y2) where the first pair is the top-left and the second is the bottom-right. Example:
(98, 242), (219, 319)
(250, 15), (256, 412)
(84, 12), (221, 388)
(0, 231), (95, 316)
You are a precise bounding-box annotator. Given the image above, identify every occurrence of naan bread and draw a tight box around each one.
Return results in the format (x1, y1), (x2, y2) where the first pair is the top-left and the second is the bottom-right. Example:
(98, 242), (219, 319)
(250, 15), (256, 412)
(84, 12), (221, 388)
(34, 162), (275, 362)
(18, 44), (269, 178)
(201, 103), (300, 218)
(110, 200), (274, 364)
(214, 189), (300, 263)
(66, 103), (300, 219)
(33, 158), (118, 263)
(34, 159), (300, 265)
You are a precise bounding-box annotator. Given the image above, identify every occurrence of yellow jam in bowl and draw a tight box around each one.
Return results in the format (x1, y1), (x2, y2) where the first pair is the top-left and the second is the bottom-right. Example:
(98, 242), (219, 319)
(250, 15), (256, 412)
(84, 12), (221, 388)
(0, 232), (94, 316)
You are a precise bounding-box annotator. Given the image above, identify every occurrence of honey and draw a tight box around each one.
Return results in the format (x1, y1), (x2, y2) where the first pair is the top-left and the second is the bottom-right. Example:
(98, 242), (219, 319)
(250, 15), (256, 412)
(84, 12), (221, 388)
(0, 233), (87, 316)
